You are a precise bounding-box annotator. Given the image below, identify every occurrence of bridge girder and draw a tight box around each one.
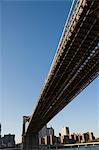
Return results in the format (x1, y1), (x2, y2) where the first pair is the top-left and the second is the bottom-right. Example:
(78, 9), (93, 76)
(25, 0), (99, 135)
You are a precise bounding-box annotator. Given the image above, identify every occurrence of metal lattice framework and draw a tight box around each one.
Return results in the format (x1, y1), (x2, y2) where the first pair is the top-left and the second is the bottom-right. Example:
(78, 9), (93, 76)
(25, 0), (99, 135)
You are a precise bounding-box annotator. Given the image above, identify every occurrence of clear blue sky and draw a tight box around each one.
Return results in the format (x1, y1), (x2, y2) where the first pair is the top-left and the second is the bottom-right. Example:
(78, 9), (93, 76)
(0, 0), (99, 143)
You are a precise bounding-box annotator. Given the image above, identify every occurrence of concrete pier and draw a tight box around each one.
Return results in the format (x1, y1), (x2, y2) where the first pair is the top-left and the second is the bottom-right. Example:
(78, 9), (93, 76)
(22, 133), (39, 150)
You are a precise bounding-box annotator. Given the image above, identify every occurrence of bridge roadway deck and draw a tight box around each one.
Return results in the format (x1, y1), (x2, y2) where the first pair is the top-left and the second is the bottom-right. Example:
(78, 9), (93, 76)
(26, 0), (99, 135)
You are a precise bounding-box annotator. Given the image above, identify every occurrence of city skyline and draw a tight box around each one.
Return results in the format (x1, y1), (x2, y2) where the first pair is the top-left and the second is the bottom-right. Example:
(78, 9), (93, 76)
(0, 0), (99, 144)
(0, 123), (98, 145)
(38, 125), (99, 146)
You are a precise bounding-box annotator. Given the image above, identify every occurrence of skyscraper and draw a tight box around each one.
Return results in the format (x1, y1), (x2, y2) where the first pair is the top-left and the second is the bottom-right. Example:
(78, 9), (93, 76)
(88, 132), (95, 141)
(62, 127), (70, 136)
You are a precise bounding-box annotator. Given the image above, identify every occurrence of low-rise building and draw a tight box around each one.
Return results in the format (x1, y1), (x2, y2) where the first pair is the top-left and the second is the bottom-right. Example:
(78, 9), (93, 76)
(0, 134), (15, 148)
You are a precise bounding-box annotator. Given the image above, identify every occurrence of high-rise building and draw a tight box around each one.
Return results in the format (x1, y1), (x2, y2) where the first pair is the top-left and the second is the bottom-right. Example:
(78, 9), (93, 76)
(81, 133), (85, 143)
(48, 127), (54, 145)
(45, 136), (50, 145)
(39, 125), (49, 138)
(62, 127), (70, 136)
(50, 134), (54, 145)
(49, 127), (54, 136)
(76, 134), (82, 143)
(82, 133), (89, 142)
(39, 125), (55, 145)
(88, 132), (95, 141)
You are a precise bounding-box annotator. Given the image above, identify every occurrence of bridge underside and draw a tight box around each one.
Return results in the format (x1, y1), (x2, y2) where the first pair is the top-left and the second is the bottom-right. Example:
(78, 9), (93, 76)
(26, 0), (99, 135)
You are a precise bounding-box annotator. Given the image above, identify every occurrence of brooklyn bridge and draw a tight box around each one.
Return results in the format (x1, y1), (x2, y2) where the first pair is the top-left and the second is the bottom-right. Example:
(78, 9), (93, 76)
(22, 0), (99, 149)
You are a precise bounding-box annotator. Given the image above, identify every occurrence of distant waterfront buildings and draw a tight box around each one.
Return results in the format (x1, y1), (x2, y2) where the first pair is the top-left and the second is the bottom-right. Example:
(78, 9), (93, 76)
(81, 132), (95, 143)
(39, 125), (97, 145)
(0, 134), (15, 148)
(0, 122), (98, 147)
(61, 130), (96, 144)
(0, 123), (15, 148)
